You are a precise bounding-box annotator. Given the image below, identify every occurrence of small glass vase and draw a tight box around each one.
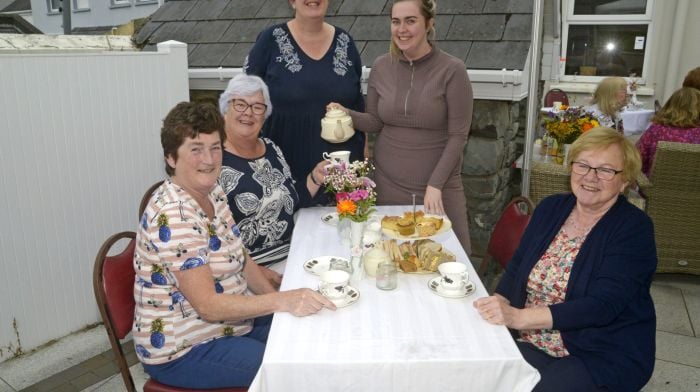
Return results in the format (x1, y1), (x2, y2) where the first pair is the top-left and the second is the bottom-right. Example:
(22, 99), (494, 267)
(350, 220), (365, 249)
(337, 217), (351, 247)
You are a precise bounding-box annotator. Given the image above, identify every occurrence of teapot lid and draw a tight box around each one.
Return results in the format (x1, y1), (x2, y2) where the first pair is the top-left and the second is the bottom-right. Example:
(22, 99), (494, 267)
(324, 108), (349, 119)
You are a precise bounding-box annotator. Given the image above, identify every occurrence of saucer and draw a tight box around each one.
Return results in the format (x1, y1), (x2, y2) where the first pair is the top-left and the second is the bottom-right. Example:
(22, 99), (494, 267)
(303, 255), (349, 276)
(325, 286), (360, 308)
(427, 277), (475, 299)
(321, 212), (339, 226)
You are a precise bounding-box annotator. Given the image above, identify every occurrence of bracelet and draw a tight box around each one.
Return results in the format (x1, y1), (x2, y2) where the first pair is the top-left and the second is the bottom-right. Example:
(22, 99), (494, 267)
(309, 173), (322, 186)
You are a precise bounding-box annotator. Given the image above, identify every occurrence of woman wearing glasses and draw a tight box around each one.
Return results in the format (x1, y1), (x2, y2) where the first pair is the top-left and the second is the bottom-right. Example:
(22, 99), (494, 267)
(474, 127), (656, 392)
(218, 74), (328, 278)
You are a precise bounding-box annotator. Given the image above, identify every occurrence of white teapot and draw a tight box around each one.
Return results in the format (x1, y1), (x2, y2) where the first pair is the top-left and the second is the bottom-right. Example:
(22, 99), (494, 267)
(321, 108), (354, 143)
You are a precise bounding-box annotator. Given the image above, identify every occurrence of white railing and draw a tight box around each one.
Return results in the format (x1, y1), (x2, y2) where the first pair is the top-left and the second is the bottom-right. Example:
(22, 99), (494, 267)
(0, 41), (189, 361)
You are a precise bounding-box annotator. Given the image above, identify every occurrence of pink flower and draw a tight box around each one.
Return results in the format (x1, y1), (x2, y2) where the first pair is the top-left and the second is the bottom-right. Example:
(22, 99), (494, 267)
(349, 189), (369, 201)
(336, 192), (350, 201)
(360, 177), (376, 188)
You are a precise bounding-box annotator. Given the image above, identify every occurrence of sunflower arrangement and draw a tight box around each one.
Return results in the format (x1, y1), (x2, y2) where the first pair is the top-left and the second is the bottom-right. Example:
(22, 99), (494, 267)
(323, 159), (377, 222)
(543, 106), (600, 145)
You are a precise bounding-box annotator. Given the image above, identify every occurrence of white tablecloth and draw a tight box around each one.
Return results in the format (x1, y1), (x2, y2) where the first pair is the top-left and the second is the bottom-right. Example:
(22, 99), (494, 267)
(248, 206), (540, 392)
(620, 108), (654, 135)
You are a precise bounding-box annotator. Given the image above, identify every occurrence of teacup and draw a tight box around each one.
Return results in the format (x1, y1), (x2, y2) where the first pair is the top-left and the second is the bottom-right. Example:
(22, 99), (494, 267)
(318, 270), (350, 300)
(363, 248), (390, 277)
(323, 150), (351, 165)
(437, 262), (469, 292)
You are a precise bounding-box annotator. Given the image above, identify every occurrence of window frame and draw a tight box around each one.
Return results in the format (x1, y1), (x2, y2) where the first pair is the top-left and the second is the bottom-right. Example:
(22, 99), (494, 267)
(559, 0), (655, 84)
(110, 0), (132, 9)
(47, 0), (61, 14)
(73, 0), (90, 12)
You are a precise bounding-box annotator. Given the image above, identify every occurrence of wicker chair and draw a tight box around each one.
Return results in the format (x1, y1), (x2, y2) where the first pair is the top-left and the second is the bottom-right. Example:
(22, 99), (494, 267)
(529, 160), (571, 206)
(639, 141), (700, 274)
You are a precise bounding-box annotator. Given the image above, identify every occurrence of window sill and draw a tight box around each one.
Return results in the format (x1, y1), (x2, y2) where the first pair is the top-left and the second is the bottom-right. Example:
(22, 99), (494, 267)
(135, 0), (158, 5)
(109, 3), (131, 9)
(550, 82), (654, 96)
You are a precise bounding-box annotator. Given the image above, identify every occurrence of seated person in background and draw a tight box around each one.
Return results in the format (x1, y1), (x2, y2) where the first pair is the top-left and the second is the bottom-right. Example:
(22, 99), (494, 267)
(683, 66), (700, 90)
(585, 76), (628, 130)
(474, 127), (656, 392)
(636, 87), (700, 176)
(135, 102), (334, 389)
(218, 74), (329, 275)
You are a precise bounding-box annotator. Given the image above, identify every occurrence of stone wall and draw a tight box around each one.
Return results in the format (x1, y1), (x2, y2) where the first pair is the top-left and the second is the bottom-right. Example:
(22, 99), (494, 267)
(462, 99), (527, 256)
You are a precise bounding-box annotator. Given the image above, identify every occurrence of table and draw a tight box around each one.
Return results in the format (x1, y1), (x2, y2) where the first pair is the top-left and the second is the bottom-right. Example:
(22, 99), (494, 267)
(620, 108), (654, 136)
(248, 206), (540, 392)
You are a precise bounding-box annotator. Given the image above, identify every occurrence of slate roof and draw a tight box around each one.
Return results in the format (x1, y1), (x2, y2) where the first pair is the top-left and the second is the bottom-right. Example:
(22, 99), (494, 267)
(0, 14), (41, 34)
(135, 0), (532, 70)
(0, 0), (30, 13)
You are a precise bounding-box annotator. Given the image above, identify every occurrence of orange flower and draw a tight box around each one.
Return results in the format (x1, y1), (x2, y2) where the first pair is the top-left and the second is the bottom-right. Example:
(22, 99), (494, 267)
(581, 122), (595, 132)
(336, 199), (357, 216)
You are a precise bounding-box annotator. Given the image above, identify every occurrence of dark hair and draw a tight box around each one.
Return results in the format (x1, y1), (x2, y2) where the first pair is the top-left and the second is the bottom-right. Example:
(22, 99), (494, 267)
(682, 66), (700, 90)
(160, 102), (226, 176)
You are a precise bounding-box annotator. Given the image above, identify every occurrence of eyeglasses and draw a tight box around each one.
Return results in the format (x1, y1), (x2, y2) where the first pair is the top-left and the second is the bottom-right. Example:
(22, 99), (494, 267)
(229, 99), (267, 115)
(571, 161), (623, 181)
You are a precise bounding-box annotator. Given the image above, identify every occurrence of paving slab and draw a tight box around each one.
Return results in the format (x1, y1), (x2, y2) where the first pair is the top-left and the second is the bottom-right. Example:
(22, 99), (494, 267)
(684, 287), (700, 337)
(656, 331), (700, 368)
(651, 284), (694, 336)
(642, 359), (700, 392)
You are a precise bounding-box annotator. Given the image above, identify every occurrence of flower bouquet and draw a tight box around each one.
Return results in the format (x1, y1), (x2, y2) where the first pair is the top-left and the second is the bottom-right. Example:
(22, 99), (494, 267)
(323, 159), (377, 223)
(543, 106), (600, 145)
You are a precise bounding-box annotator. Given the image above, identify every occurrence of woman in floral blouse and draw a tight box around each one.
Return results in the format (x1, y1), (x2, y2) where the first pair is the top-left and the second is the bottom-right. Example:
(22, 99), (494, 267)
(134, 102), (334, 389)
(636, 87), (700, 176)
(244, 0), (365, 187)
(474, 128), (657, 392)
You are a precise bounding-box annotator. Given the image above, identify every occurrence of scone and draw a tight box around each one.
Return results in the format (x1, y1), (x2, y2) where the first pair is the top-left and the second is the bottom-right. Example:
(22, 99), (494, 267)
(403, 210), (425, 221)
(381, 216), (401, 231)
(415, 221), (437, 236)
(396, 218), (415, 236)
(418, 216), (443, 230)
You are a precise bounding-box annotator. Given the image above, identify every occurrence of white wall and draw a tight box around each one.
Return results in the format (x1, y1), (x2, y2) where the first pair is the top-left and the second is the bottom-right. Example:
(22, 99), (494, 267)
(0, 41), (189, 361)
(30, 0), (161, 34)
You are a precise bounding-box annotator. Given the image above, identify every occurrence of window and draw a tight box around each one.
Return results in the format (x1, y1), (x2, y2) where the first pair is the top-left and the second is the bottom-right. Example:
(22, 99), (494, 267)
(74, 0), (89, 11)
(47, 0), (60, 13)
(110, 0), (131, 7)
(560, 0), (654, 82)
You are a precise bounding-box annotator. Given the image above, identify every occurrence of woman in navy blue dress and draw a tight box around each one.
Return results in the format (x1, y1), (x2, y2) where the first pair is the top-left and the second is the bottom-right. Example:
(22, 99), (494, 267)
(244, 0), (365, 185)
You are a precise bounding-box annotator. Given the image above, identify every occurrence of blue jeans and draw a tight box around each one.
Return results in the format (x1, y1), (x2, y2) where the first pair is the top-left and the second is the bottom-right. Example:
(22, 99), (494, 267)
(143, 315), (272, 388)
(517, 341), (608, 392)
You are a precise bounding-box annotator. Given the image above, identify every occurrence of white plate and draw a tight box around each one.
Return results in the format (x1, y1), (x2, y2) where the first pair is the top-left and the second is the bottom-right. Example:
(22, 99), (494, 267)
(303, 255), (349, 276)
(428, 277), (475, 299)
(326, 285), (360, 308)
(381, 214), (452, 240)
(321, 212), (339, 226)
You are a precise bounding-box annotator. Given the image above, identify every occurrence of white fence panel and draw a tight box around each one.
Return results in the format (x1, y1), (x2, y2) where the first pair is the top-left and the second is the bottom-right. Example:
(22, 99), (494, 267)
(0, 41), (189, 360)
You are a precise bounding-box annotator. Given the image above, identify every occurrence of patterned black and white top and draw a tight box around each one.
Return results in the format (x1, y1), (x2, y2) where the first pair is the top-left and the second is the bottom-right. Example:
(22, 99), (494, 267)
(220, 138), (307, 267)
(244, 23), (365, 186)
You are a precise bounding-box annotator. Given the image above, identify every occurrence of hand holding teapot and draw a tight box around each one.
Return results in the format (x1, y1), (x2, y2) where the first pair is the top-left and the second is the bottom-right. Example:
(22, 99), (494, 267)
(321, 103), (354, 143)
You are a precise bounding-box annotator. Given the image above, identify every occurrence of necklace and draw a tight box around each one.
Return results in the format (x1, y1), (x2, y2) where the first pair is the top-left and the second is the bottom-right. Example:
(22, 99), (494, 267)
(565, 208), (603, 238)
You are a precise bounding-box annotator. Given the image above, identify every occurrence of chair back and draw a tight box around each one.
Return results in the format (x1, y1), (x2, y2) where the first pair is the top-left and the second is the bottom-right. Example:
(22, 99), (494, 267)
(643, 141), (700, 274)
(544, 88), (570, 107)
(93, 231), (138, 391)
(529, 161), (571, 205)
(139, 180), (164, 219)
(487, 197), (535, 269)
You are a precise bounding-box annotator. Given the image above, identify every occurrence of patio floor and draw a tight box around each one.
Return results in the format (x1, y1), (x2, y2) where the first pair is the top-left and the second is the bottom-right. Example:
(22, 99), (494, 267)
(1, 273), (699, 392)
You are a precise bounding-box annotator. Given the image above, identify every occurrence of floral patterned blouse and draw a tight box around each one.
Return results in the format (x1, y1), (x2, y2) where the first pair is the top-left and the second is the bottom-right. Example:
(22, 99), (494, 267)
(636, 123), (700, 176)
(133, 180), (252, 365)
(519, 228), (586, 357)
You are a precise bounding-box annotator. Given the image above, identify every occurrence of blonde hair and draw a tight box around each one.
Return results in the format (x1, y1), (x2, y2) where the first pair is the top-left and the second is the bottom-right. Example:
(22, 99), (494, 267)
(567, 127), (642, 187)
(651, 87), (700, 128)
(389, 0), (437, 58)
(591, 77), (628, 117)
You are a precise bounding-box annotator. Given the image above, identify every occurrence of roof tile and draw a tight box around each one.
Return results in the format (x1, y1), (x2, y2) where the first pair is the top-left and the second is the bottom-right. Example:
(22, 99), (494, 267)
(185, 21), (232, 44)
(150, 0), (197, 22)
(483, 0), (533, 14)
(360, 41), (390, 66)
(447, 15), (505, 41)
(220, 1), (265, 19)
(186, 0), (230, 21)
(438, 41), (472, 63)
(189, 43), (235, 67)
(349, 15), (389, 41)
(337, 0), (387, 16)
(135, 21), (162, 46)
(221, 19), (288, 43)
(325, 16), (358, 33)
(466, 41), (530, 69)
(503, 14), (532, 41)
(221, 43), (255, 67)
(439, 0), (486, 14)
(149, 21), (197, 44)
(434, 15), (453, 40)
(256, 0), (294, 18)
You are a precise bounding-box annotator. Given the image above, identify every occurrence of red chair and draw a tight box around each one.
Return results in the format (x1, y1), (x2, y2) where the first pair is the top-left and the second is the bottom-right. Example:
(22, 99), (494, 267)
(477, 196), (535, 280)
(93, 231), (246, 392)
(138, 180), (164, 219)
(543, 88), (570, 107)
